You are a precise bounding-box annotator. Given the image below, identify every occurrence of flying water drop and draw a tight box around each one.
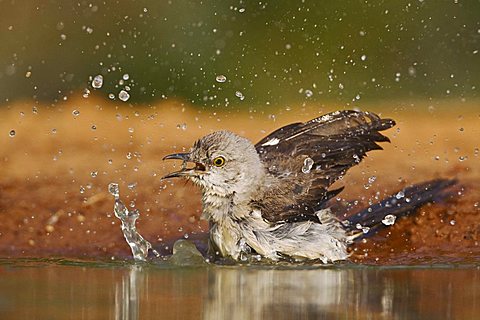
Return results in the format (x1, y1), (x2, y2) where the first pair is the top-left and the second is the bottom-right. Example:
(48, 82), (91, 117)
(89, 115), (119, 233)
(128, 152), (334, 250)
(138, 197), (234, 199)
(382, 214), (397, 226)
(91, 75), (103, 89)
(302, 157), (314, 173)
(118, 90), (130, 102)
(216, 75), (227, 83)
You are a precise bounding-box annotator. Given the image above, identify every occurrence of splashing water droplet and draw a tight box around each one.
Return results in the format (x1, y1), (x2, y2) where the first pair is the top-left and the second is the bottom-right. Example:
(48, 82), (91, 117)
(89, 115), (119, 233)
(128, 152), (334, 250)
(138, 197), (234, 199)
(92, 75), (103, 89)
(382, 214), (397, 226)
(108, 183), (119, 198)
(176, 123), (187, 131)
(302, 157), (314, 173)
(235, 91), (245, 100)
(215, 75), (227, 83)
(118, 90), (130, 102)
(395, 191), (405, 199)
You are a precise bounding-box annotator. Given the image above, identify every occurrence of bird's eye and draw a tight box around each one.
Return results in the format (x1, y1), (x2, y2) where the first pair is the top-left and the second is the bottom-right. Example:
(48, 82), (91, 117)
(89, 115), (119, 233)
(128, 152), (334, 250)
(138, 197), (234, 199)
(213, 156), (226, 167)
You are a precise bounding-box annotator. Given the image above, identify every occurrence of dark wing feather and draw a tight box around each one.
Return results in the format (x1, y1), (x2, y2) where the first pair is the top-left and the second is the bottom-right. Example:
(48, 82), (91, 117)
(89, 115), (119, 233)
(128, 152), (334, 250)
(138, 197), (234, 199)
(252, 110), (395, 223)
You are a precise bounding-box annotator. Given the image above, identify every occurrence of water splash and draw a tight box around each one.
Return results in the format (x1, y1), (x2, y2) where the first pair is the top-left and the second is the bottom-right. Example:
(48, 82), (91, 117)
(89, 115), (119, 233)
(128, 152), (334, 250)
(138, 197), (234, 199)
(92, 75), (103, 89)
(382, 214), (397, 226)
(302, 157), (314, 173)
(215, 75), (227, 83)
(118, 90), (130, 102)
(108, 183), (160, 261)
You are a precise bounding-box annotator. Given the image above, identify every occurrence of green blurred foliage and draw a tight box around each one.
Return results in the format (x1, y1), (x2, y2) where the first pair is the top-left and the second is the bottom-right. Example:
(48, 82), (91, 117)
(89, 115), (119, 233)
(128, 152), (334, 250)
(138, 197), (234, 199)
(0, 0), (478, 108)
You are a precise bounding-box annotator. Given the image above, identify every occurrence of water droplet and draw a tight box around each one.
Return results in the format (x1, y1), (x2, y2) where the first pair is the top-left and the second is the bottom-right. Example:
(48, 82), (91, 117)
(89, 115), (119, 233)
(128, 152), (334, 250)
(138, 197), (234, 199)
(302, 157), (314, 173)
(108, 183), (119, 197)
(122, 73), (130, 80)
(238, 8), (245, 13)
(215, 75), (227, 83)
(85, 26), (93, 34)
(235, 91), (245, 100)
(83, 88), (90, 98)
(360, 54), (367, 61)
(72, 109), (80, 117)
(128, 127), (134, 133)
(108, 93), (115, 100)
(90, 171), (98, 178)
(368, 176), (377, 184)
(118, 90), (130, 102)
(382, 214), (397, 226)
(127, 182), (137, 190)
(449, 220), (456, 226)
(79, 186), (85, 194)
(92, 75), (103, 89)
(8, 129), (15, 137)
(91, 125), (97, 130)
(176, 123), (187, 131)
(395, 191), (405, 199)
(305, 89), (313, 98)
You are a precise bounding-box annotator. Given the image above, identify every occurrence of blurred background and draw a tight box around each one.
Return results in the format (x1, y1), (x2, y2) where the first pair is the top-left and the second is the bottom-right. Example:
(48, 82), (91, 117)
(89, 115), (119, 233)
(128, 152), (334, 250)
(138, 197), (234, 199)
(0, 0), (479, 108)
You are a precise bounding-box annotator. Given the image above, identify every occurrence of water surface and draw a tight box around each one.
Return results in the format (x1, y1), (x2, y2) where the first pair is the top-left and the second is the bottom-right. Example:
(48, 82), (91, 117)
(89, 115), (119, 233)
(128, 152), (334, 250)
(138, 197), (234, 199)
(0, 259), (478, 320)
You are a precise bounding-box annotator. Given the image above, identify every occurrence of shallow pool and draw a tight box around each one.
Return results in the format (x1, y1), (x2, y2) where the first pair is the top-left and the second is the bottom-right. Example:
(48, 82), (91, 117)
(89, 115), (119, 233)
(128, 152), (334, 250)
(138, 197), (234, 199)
(0, 259), (478, 319)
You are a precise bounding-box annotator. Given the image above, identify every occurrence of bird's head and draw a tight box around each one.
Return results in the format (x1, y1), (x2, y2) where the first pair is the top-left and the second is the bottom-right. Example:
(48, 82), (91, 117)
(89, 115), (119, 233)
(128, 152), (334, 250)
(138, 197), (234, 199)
(163, 131), (265, 197)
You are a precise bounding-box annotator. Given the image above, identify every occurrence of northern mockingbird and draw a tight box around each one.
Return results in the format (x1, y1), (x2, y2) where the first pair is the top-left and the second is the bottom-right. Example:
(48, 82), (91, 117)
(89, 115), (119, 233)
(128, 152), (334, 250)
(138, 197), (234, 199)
(163, 110), (455, 263)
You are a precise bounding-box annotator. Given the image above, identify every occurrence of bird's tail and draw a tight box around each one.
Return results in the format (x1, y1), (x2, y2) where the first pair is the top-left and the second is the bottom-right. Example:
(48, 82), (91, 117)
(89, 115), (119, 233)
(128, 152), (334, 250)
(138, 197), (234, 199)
(344, 179), (458, 241)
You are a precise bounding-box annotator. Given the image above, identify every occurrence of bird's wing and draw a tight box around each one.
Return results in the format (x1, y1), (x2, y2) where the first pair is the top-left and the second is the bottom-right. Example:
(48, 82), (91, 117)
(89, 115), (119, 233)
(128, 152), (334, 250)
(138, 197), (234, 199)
(253, 110), (395, 223)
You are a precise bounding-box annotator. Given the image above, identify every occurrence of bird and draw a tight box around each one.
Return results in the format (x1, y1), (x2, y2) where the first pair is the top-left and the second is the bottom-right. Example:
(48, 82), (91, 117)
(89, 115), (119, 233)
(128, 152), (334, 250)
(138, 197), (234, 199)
(162, 110), (455, 263)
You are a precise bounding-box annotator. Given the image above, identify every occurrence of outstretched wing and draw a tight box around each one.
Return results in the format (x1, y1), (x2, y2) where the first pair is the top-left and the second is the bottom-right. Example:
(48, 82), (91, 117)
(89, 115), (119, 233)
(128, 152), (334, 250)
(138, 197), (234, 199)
(253, 110), (395, 223)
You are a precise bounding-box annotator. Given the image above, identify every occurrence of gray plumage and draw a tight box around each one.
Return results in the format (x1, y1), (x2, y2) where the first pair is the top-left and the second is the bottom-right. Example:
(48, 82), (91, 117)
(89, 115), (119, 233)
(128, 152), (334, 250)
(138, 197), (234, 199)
(163, 110), (454, 263)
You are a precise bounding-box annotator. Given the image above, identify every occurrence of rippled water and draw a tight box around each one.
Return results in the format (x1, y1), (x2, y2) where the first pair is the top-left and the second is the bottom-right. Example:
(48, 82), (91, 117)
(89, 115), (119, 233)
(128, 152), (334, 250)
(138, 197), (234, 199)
(0, 259), (478, 320)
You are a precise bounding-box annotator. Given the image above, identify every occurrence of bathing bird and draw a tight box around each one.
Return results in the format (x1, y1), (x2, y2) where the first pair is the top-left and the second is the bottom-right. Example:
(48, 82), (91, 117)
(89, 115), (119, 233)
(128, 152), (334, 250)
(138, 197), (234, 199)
(163, 110), (455, 263)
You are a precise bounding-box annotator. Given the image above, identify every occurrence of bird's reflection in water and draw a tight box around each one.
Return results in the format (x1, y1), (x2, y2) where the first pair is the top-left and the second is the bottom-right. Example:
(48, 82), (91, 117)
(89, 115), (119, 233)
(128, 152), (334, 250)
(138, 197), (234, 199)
(202, 266), (479, 320)
(108, 263), (479, 320)
(204, 267), (356, 319)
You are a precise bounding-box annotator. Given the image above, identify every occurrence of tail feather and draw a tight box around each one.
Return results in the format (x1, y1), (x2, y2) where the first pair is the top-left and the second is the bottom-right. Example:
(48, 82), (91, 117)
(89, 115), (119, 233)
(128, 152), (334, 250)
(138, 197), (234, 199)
(345, 179), (458, 241)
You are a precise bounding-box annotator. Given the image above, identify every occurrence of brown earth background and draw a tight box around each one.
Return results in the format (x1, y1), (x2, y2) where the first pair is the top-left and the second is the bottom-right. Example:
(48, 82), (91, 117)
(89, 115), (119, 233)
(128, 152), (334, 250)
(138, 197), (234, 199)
(0, 97), (479, 265)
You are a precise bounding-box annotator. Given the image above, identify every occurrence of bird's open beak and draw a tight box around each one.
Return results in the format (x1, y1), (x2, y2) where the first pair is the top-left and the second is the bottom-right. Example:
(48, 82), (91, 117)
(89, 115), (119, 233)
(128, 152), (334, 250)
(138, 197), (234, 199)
(162, 152), (206, 179)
